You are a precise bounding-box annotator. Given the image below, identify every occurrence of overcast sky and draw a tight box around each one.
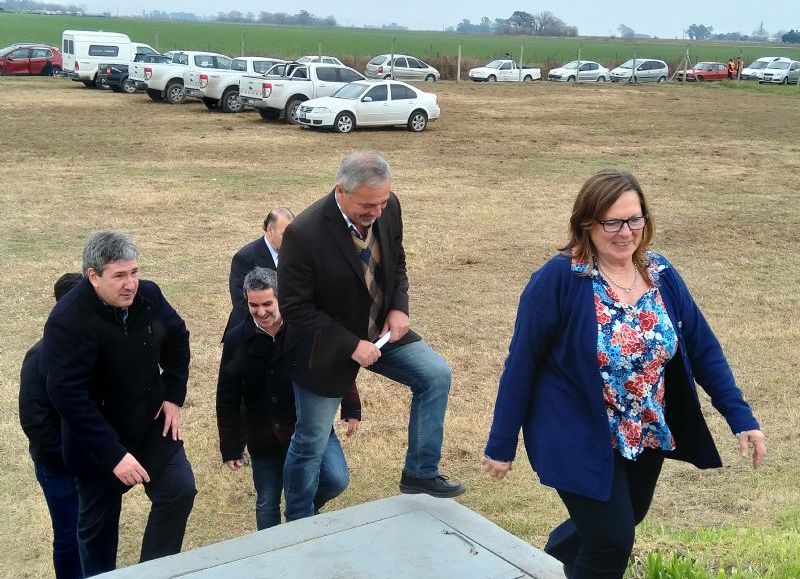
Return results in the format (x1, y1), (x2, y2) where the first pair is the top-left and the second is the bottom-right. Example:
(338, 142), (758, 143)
(90, 1), (797, 39)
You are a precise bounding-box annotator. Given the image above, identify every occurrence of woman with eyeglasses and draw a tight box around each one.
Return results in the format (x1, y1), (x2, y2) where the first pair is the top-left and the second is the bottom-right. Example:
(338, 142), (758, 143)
(481, 169), (766, 579)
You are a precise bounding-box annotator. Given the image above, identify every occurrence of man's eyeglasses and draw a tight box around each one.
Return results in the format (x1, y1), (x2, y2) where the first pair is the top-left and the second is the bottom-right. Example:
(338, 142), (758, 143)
(598, 216), (647, 233)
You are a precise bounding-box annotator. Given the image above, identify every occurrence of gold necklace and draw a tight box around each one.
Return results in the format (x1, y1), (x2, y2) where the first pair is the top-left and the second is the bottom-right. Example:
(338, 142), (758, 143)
(598, 261), (639, 293)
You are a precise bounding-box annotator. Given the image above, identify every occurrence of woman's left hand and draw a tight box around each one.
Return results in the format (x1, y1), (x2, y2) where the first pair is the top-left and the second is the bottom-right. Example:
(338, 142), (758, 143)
(736, 429), (767, 468)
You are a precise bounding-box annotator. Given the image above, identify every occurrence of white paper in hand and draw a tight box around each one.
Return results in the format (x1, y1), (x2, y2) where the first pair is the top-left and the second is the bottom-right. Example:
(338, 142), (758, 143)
(374, 331), (391, 350)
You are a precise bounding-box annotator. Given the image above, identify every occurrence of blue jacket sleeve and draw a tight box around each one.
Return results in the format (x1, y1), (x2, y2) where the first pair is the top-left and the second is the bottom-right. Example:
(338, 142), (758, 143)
(484, 264), (562, 462)
(669, 267), (759, 434)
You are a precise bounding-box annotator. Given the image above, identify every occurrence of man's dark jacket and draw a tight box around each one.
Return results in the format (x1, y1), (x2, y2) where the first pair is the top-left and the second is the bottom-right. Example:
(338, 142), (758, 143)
(42, 278), (190, 479)
(278, 190), (420, 397)
(19, 341), (66, 468)
(223, 237), (276, 339)
(216, 318), (361, 462)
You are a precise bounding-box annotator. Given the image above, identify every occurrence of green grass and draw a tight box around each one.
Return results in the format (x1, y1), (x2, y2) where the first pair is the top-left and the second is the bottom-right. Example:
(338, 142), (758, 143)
(3, 13), (800, 68)
(627, 523), (800, 578)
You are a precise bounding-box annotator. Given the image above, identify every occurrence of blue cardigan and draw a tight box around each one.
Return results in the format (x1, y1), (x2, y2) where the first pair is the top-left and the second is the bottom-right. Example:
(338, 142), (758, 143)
(484, 253), (759, 501)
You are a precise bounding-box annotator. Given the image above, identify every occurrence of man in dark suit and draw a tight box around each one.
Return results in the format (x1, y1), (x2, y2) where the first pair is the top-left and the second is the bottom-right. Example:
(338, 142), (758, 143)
(42, 231), (196, 577)
(19, 272), (83, 579)
(223, 207), (294, 338)
(278, 151), (464, 521)
(216, 267), (360, 530)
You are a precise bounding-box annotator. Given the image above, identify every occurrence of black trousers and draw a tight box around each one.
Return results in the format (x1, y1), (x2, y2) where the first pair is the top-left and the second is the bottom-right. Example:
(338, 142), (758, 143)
(545, 450), (664, 579)
(75, 448), (196, 577)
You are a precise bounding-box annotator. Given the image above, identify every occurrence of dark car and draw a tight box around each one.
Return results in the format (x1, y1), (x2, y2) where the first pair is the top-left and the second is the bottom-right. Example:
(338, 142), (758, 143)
(96, 52), (172, 93)
(0, 44), (62, 76)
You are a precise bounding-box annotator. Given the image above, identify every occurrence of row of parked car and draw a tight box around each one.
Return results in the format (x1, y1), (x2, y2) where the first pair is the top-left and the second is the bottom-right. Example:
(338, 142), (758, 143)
(468, 56), (800, 84)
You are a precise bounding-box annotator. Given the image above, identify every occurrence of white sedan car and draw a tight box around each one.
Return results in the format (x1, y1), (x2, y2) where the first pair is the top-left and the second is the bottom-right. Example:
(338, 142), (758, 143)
(547, 60), (610, 82)
(297, 80), (440, 133)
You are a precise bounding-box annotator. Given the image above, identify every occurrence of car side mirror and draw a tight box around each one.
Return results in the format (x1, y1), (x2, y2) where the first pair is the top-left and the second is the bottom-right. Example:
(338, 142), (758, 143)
(362, 96), (373, 102)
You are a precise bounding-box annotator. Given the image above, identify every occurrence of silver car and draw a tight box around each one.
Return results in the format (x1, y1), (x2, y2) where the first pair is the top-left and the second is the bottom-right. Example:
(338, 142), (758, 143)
(760, 60), (800, 85)
(365, 54), (440, 82)
(610, 58), (668, 83)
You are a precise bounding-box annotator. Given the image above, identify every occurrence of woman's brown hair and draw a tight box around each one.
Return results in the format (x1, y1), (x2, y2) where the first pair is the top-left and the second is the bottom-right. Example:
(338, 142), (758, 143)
(559, 170), (655, 275)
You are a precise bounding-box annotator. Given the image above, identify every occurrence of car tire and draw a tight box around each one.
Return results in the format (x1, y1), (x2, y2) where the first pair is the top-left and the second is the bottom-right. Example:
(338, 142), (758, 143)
(147, 88), (163, 101)
(657, 75), (666, 83)
(164, 80), (184, 104)
(284, 97), (304, 124)
(94, 76), (109, 89)
(487, 75), (496, 82)
(523, 75), (533, 82)
(221, 87), (243, 113)
(696, 75), (704, 82)
(334, 111), (355, 133)
(259, 108), (280, 121)
(596, 76), (606, 82)
(203, 97), (218, 110)
(781, 77), (788, 85)
(83, 81), (95, 88)
(407, 109), (428, 132)
(120, 76), (137, 94)
(424, 74), (436, 82)
(383, 74), (392, 80)
(567, 76), (576, 82)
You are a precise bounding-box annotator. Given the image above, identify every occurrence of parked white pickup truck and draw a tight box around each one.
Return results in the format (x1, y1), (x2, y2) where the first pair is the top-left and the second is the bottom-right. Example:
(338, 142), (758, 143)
(183, 56), (285, 113)
(239, 62), (365, 123)
(468, 59), (541, 82)
(129, 50), (232, 104)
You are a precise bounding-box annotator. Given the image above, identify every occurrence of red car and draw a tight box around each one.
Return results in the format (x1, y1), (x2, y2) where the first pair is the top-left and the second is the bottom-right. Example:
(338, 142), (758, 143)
(675, 61), (728, 82)
(0, 44), (63, 76)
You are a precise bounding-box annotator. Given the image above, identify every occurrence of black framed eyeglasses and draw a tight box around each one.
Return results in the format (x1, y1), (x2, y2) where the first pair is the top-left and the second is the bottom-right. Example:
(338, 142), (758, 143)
(598, 215), (647, 233)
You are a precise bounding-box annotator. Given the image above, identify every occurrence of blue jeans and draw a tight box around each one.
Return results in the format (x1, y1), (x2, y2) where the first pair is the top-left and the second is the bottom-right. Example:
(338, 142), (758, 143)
(35, 461), (81, 579)
(251, 433), (349, 530)
(76, 448), (196, 577)
(283, 339), (451, 521)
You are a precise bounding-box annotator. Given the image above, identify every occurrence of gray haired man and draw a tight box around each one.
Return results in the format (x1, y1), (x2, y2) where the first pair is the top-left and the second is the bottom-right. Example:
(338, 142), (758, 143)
(42, 231), (195, 576)
(278, 151), (464, 522)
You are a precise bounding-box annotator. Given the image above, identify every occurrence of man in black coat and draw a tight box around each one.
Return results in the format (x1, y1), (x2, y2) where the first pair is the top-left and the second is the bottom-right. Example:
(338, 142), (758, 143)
(216, 267), (360, 530)
(223, 207), (294, 338)
(278, 151), (464, 522)
(42, 231), (196, 577)
(19, 272), (83, 579)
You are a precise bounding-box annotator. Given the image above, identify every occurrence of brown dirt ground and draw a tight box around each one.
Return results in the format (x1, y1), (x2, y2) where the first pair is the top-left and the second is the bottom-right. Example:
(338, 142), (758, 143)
(1, 76), (798, 576)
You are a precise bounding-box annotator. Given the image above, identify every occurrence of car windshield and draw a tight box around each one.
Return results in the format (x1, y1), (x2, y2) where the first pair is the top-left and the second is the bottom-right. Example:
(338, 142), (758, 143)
(562, 61), (580, 69)
(768, 61), (790, 69)
(485, 60), (504, 69)
(695, 63), (713, 70)
(617, 59), (635, 69)
(747, 60), (769, 69)
(332, 82), (369, 99)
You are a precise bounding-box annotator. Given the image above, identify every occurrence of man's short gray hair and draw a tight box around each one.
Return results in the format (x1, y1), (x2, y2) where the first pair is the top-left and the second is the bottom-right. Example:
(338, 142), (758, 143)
(335, 151), (392, 193)
(243, 267), (278, 299)
(82, 231), (139, 276)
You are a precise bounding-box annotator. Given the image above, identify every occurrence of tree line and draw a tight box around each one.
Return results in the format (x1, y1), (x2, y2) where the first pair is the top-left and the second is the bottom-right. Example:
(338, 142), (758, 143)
(215, 10), (337, 27)
(454, 11), (577, 37)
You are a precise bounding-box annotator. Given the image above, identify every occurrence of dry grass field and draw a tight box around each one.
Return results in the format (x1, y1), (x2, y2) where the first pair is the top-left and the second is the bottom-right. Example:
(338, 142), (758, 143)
(1, 77), (798, 577)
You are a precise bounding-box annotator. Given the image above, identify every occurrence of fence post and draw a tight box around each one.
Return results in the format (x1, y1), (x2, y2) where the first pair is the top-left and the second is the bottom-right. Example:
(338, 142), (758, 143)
(318, 40), (322, 62)
(155, 32), (159, 52)
(577, 48), (582, 83)
(519, 45), (524, 81)
(457, 42), (462, 83)
(390, 38), (396, 80)
(241, 33), (245, 57)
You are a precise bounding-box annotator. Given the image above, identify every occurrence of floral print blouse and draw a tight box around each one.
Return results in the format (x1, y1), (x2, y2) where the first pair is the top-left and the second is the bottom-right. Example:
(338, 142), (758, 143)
(573, 251), (678, 460)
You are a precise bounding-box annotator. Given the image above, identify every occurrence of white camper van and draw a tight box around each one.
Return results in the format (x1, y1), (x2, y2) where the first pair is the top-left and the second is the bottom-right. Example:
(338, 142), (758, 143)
(61, 30), (158, 87)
